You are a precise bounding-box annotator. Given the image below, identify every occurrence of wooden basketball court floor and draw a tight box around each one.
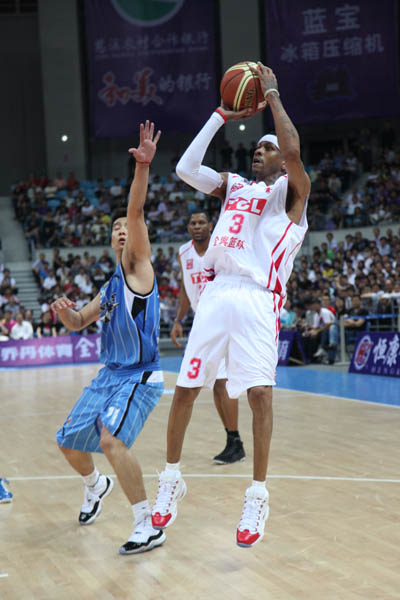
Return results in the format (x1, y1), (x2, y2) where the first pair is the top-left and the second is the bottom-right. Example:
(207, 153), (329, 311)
(0, 362), (399, 600)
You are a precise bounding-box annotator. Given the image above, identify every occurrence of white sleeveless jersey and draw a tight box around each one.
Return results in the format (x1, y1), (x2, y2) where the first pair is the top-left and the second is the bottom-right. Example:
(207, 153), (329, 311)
(203, 173), (308, 297)
(179, 240), (208, 312)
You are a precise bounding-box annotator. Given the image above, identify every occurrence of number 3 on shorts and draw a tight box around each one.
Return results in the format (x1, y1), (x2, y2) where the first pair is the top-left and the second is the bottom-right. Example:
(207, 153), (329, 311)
(187, 357), (201, 379)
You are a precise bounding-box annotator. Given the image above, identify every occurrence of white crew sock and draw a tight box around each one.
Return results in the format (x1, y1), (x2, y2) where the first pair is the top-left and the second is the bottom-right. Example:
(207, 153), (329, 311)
(82, 467), (100, 488)
(132, 499), (151, 525)
(166, 462), (180, 472)
(252, 479), (266, 489)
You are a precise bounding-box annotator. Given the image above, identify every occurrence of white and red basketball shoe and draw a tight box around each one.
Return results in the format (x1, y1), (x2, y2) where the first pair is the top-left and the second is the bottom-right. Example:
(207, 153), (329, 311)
(236, 486), (269, 548)
(151, 470), (187, 530)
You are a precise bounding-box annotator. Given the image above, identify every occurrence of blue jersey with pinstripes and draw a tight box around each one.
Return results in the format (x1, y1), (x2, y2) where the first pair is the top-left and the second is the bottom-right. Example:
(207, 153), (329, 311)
(99, 262), (160, 370)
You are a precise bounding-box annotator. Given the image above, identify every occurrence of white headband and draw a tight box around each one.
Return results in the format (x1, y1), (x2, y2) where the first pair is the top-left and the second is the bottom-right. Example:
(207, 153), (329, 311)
(258, 134), (280, 150)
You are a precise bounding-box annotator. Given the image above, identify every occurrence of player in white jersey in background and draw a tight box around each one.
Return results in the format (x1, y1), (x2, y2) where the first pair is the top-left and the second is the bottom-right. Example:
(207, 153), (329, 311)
(152, 62), (310, 547)
(171, 210), (245, 464)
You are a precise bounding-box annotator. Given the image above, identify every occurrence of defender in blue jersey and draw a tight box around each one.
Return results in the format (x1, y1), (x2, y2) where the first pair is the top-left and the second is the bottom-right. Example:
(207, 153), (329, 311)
(52, 121), (165, 555)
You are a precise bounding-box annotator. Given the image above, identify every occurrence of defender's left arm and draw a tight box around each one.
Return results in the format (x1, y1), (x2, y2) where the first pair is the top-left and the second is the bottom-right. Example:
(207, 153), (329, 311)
(124, 121), (161, 284)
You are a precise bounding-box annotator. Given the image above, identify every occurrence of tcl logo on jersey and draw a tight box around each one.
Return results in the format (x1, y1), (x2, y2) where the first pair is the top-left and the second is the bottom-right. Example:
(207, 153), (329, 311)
(225, 197), (267, 215)
(186, 259), (193, 269)
(190, 272), (208, 284)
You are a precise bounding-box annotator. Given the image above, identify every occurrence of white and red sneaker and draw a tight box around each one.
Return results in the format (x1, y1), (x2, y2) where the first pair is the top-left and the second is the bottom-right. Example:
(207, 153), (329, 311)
(151, 470), (187, 530)
(236, 486), (269, 548)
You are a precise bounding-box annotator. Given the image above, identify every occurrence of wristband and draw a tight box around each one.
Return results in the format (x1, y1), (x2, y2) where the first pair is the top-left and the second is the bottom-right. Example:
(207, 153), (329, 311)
(264, 88), (280, 99)
(214, 108), (227, 123)
(174, 318), (183, 325)
(136, 161), (151, 165)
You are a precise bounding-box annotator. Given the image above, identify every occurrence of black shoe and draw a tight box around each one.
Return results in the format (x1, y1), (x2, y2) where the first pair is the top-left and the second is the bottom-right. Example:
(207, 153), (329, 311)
(79, 475), (114, 525)
(119, 519), (166, 555)
(213, 439), (245, 464)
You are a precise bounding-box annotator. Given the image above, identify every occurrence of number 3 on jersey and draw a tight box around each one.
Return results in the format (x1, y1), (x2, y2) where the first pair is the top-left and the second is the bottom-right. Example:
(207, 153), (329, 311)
(187, 357), (201, 379)
(229, 213), (244, 234)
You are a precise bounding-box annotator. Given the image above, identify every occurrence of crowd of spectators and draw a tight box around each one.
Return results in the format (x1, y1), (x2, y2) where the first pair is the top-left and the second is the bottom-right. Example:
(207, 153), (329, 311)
(12, 129), (400, 257)
(307, 124), (400, 231)
(280, 226), (400, 363)
(0, 243), (184, 342)
(4, 124), (400, 358)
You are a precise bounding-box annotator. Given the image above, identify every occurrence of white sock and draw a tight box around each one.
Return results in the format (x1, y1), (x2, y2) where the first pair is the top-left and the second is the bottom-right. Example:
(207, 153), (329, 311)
(132, 499), (151, 525)
(166, 462), (180, 472)
(252, 479), (266, 489)
(82, 467), (100, 488)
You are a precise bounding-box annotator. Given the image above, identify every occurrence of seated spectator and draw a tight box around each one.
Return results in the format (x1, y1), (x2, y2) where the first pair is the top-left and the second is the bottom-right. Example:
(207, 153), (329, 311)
(343, 295), (368, 338)
(110, 177), (123, 198)
(301, 299), (336, 363)
(54, 172), (67, 190)
(10, 312), (34, 340)
(36, 309), (58, 338)
(0, 310), (17, 338)
(80, 274), (94, 295)
(42, 269), (57, 292)
(280, 299), (297, 329)
(74, 266), (87, 289)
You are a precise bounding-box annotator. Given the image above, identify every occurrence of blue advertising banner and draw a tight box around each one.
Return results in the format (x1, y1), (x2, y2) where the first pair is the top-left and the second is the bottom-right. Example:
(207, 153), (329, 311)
(264, 0), (400, 124)
(349, 331), (400, 377)
(278, 330), (308, 365)
(85, 0), (217, 137)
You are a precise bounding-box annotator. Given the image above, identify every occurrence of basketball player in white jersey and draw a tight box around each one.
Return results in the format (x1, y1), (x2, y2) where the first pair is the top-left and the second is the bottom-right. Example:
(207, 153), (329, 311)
(152, 62), (310, 547)
(171, 210), (245, 464)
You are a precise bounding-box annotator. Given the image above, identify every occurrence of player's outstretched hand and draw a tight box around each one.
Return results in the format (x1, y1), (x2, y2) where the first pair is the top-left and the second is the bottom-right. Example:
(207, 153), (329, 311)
(217, 103), (253, 122)
(51, 297), (77, 314)
(129, 120), (161, 165)
(249, 62), (279, 101)
(170, 321), (184, 348)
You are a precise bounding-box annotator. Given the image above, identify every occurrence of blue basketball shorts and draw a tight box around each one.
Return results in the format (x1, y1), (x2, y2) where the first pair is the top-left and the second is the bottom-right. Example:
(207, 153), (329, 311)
(56, 365), (164, 453)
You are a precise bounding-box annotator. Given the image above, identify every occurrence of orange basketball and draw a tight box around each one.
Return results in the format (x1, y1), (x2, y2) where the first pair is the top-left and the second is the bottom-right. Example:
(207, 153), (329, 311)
(220, 61), (265, 115)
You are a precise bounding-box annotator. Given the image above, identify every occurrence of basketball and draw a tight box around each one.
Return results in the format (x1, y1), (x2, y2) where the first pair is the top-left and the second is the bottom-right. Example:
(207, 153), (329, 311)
(220, 61), (265, 115)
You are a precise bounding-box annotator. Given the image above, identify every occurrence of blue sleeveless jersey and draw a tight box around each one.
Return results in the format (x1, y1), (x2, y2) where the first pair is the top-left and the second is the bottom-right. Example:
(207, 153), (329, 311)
(99, 262), (160, 371)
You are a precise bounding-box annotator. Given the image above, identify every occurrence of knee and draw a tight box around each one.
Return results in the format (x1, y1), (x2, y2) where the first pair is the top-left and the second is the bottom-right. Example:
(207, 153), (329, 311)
(100, 431), (123, 457)
(248, 386), (273, 417)
(58, 443), (71, 457)
(174, 385), (199, 408)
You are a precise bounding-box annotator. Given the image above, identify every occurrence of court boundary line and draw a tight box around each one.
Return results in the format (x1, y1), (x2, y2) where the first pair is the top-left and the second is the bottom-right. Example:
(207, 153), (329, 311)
(7, 474), (400, 484)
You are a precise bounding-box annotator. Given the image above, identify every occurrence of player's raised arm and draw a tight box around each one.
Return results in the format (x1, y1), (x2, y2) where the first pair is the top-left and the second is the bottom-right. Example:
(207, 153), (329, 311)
(176, 105), (251, 201)
(251, 62), (310, 224)
(125, 120), (161, 265)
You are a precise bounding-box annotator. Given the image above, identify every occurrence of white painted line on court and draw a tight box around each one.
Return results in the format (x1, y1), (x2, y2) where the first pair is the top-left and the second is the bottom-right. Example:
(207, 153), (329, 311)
(7, 474), (400, 484)
(0, 574), (9, 578)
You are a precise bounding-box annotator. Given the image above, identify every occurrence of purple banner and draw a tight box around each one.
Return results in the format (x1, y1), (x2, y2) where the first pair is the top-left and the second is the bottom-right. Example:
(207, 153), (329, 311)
(265, 0), (400, 123)
(0, 335), (101, 368)
(85, 0), (217, 137)
(278, 330), (307, 365)
(349, 331), (400, 377)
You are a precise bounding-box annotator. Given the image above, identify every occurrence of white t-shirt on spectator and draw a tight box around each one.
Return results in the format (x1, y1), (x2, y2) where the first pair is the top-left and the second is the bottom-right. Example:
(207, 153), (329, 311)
(313, 307), (335, 328)
(74, 273), (86, 289)
(42, 276), (57, 290)
(110, 184), (122, 197)
(11, 321), (34, 340)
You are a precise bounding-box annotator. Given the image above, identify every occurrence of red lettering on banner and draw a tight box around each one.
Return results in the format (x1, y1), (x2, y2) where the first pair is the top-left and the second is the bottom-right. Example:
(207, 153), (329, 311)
(225, 197), (267, 215)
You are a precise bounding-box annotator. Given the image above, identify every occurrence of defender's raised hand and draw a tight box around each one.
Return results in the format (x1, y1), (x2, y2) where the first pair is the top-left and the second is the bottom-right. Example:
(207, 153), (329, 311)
(129, 120), (161, 165)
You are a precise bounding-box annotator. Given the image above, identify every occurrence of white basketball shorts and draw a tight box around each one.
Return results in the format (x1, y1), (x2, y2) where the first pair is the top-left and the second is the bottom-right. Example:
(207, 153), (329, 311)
(176, 275), (280, 397)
